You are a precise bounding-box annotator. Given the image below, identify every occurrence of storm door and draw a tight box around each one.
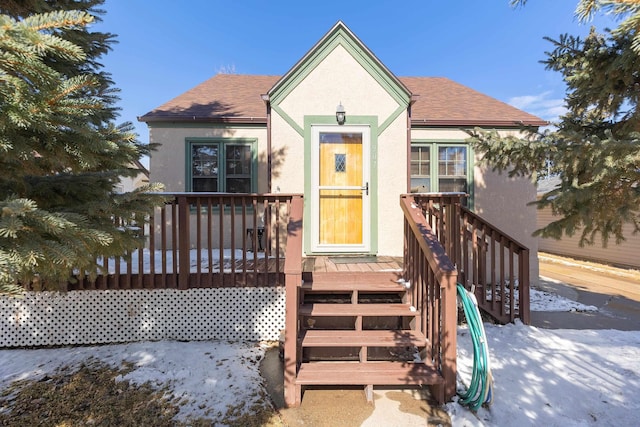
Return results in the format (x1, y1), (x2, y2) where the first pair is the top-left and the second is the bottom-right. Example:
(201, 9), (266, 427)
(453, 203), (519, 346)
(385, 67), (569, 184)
(311, 125), (370, 253)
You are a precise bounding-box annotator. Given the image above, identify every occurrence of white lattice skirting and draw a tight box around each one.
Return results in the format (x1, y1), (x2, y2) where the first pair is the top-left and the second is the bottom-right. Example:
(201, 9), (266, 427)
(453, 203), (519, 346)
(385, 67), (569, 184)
(0, 288), (285, 348)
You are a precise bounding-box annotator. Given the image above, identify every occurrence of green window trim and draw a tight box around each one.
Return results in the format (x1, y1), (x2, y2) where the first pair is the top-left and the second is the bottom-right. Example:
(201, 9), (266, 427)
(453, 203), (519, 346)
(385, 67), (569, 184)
(410, 140), (474, 208)
(185, 138), (258, 193)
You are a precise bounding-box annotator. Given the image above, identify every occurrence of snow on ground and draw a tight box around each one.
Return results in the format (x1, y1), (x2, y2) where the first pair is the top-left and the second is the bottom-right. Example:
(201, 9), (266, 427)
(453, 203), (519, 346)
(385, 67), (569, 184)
(0, 282), (639, 425)
(96, 248), (270, 274)
(0, 341), (269, 423)
(530, 286), (597, 312)
(451, 322), (640, 426)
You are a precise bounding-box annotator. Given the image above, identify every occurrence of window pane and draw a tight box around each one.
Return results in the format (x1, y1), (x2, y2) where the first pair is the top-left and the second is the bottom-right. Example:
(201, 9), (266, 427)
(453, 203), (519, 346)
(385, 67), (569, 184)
(439, 178), (467, 193)
(192, 145), (218, 177)
(410, 145), (430, 189)
(226, 178), (251, 193)
(193, 178), (218, 192)
(410, 177), (430, 192)
(438, 147), (466, 177)
(226, 145), (252, 175)
(437, 146), (467, 197)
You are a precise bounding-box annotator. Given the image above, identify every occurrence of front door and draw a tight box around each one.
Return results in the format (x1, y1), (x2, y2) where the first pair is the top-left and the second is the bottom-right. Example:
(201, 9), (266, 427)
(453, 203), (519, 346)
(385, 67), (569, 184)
(311, 125), (370, 253)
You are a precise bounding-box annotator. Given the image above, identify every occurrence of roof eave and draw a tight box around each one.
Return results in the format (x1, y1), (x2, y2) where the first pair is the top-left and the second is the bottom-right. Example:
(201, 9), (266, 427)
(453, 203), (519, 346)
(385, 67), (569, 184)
(410, 118), (548, 128)
(138, 115), (268, 125)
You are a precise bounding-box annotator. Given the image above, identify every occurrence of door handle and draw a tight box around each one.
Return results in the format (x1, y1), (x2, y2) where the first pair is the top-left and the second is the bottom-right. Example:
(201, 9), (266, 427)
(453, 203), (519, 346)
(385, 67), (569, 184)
(362, 182), (369, 195)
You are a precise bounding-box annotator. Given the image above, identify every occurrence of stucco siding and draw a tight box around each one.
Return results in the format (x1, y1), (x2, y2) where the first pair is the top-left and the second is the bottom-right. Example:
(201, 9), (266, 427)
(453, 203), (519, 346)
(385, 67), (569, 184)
(376, 116), (408, 256)
(279, 45), (400, 123)
(474, 164), (539, 284)
(148, 126), (268, 192)
(270, 113), (305, 194)
(537, 206), (640, 269)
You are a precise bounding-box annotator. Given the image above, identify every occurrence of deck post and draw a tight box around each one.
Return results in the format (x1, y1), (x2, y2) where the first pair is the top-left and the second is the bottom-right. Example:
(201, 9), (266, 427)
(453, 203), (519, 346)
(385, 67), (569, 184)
(439, 270), (458, 402)
(283, 196), (304, 406)
(284, 272), (301, 406)
(519, 249), (531, 325)
(177, 195), (190, 290)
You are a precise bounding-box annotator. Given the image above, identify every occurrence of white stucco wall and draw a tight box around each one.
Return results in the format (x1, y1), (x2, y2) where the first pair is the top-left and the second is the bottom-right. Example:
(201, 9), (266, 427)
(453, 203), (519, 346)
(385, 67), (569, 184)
(116, 171), (148, 193)
(148, 126), (268, 192)
(270, 44), (408, 256)
(375, 116), (408, 256)
(279, 45), (400, 123)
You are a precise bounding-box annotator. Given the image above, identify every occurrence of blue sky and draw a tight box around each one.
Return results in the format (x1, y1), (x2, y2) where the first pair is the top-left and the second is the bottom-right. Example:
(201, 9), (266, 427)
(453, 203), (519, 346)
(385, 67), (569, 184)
(94, 0), (616, 152)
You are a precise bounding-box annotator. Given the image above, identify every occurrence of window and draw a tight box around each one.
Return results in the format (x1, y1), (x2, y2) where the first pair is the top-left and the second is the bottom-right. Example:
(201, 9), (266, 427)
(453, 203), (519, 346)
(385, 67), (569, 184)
(438, 146), (467, 193)
(410, 145), (430, 192)
(410, 143), (469, 194)
(189, 140), (255, 192)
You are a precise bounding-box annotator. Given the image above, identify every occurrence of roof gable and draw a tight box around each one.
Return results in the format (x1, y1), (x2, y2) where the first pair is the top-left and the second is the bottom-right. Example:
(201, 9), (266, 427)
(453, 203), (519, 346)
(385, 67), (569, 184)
(267, 21), (412, 110)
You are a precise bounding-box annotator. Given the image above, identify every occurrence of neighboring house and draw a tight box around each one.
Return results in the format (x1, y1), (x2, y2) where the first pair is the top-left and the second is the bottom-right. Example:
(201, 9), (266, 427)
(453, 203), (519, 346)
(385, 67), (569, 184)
(115, 159), (150, 193)
(139, 21), (545, 280)
(537, 177), (640, 269)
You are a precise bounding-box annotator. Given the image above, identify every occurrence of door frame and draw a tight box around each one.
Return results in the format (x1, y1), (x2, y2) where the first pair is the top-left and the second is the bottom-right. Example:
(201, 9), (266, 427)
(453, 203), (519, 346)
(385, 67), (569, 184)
(310, 124), (371, 253)
(303, 116), (378, 255)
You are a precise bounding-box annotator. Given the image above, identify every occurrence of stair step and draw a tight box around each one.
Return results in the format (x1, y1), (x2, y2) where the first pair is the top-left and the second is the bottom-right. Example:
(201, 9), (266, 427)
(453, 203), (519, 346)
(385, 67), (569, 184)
(302, 281), (407, 293)
(299, 303), (417, 317)
(301, 330), (426, 347)
(296, 362), (443, 386)
(303, 271), (405, 289)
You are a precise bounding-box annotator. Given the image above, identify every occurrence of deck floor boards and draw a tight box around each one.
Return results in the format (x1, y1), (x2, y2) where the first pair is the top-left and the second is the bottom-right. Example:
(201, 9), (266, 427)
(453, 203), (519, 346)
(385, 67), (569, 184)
(303, 256), (403, 273)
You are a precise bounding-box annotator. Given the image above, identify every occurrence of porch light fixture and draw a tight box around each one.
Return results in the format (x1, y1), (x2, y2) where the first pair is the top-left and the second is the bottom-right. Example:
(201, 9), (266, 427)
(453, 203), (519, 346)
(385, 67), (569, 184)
(336, 102), (346, 125)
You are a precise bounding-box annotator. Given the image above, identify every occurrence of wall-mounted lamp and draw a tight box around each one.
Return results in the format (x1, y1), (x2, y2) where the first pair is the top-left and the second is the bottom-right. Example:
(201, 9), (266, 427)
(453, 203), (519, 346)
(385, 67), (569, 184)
(336, 102), (346, 125)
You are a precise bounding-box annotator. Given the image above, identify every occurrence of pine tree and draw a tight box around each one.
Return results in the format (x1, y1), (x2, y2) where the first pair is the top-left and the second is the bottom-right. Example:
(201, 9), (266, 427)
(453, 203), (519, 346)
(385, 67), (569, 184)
(0, 2), (164, 294)
(468, 1), (640, 246)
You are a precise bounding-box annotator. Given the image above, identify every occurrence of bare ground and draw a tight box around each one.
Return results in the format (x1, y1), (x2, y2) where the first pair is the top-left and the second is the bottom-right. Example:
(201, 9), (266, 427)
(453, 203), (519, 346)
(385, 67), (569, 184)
(0, 357), (284, 426)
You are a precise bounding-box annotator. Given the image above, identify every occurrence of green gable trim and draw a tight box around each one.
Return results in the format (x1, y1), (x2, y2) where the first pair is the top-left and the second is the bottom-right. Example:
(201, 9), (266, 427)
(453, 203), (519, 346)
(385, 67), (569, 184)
(271, 104), (304, 137)
(378, 104), (407, 135)
(269, 23), (411, 112)
(303, 115), (379, 255)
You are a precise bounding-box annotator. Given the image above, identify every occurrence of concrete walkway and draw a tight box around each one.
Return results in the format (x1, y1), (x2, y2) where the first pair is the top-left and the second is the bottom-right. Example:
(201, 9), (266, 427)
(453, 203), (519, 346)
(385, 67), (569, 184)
(260, 347), (451, 427)
(532, 253), (640, 331)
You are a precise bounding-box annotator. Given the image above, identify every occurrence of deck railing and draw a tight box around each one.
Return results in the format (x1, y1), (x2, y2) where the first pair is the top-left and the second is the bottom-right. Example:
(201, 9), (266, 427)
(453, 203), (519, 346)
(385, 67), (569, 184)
(400, 195), (458, 403)
(412, 193), (530, 324)
(53, 193), (304, 291)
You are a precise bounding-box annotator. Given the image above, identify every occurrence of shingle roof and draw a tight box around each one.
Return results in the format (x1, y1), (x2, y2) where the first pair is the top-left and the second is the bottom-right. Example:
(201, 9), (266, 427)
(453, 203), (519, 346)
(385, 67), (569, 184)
(402, 77), (547, 127)
(139, 74), (278, 124)
(139, 74), (546, 127)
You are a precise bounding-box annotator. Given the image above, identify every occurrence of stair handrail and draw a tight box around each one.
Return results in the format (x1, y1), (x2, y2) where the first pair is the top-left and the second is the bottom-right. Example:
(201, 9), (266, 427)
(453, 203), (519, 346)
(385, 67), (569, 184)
(400, 195), (458, 403)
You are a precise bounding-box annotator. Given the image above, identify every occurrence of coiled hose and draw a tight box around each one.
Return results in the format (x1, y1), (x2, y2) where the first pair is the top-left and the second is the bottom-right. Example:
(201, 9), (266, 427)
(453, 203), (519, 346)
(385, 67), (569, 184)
(456, 283), (493, 411)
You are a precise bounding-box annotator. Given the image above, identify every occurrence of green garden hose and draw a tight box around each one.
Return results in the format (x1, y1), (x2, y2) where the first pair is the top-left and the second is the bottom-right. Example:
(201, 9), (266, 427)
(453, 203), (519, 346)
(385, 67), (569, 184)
(457, 283), (494, 411)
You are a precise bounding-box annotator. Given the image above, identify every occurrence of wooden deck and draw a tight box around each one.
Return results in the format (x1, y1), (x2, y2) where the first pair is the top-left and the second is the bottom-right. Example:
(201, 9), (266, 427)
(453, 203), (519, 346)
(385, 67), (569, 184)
(302, 256), (403, 273)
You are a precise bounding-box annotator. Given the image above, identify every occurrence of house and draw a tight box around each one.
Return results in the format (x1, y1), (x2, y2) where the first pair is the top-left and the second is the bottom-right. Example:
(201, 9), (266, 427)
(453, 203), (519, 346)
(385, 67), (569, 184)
(537, 176), (640, 269)
(139, 21), (544, 283)
(115, 159), (150, 193)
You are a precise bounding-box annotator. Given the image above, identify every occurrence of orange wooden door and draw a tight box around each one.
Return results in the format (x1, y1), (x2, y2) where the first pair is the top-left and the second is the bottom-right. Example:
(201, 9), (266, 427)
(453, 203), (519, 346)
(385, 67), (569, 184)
(318, 132), (364, 245)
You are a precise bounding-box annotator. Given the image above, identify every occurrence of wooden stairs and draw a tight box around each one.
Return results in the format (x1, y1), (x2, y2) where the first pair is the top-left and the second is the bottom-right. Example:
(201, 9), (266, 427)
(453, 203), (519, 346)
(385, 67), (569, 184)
(292, 270), (444, 403)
